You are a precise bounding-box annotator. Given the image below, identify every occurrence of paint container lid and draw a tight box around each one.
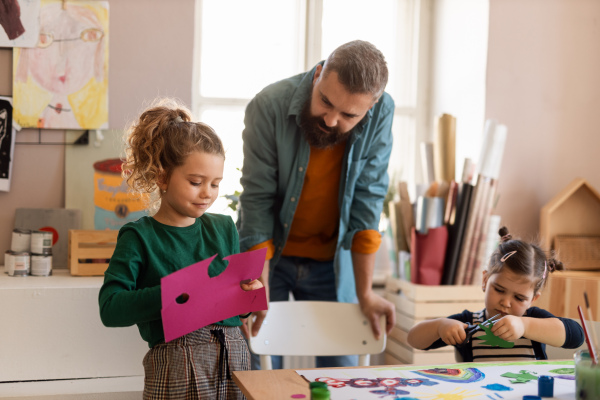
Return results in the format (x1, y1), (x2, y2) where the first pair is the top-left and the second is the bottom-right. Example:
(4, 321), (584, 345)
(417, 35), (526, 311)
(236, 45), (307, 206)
(309, 382), (328, 390)
(538, 375), (554, 397)
(523, 396), (541, 400)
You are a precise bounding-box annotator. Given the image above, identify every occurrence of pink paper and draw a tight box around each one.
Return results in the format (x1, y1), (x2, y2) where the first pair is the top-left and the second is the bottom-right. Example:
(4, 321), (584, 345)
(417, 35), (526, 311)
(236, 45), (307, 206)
(161, 247), (268, 342)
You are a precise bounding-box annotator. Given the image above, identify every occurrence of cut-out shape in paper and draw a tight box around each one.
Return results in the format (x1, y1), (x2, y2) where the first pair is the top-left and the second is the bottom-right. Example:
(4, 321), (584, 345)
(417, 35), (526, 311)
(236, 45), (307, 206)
(478, 323), (514, 348)
(161, 247), (268, 342)
(500, 370), (538, 384)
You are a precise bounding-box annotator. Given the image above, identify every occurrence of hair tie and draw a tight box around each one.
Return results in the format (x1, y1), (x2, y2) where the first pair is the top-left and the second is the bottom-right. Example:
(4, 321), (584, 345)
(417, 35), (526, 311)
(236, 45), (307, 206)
(542, 261), (548, 280)
(501, 234), (512, 242)
(500, 250), (517, 262)
(174, 116), (183, 123)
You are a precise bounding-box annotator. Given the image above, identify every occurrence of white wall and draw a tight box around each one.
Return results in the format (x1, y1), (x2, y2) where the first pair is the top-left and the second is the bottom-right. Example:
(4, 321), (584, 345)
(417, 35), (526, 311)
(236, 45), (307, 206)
(0, 0), (196, 260)
(427, 0), (489, 181)
(486, 0), (600, 239)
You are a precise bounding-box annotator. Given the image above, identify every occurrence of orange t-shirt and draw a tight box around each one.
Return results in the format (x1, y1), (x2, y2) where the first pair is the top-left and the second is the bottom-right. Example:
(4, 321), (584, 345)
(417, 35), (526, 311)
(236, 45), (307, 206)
(249, 143), (381, 260)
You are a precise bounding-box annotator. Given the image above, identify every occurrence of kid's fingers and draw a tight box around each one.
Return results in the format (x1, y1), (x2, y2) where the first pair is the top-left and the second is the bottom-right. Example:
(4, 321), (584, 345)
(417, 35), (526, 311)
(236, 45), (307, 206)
(240, 279), (264, 291)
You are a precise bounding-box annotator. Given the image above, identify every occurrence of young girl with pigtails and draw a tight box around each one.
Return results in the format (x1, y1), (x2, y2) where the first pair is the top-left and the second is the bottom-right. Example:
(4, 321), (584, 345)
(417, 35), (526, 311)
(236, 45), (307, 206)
(99, 98), (262, 399)
(407, 226), (584, 362)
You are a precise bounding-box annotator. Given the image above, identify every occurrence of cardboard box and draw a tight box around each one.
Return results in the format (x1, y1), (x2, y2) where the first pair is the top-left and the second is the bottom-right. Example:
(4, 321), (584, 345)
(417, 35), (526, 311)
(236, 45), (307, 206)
(68, 230), (118, 276)
(383, 277), (485, 364)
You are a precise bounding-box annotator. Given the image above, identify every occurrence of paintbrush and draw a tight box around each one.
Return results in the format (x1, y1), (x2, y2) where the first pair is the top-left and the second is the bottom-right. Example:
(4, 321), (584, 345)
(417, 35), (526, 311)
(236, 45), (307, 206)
(584, 292), (599, 354)
(578, 305), (598, 365)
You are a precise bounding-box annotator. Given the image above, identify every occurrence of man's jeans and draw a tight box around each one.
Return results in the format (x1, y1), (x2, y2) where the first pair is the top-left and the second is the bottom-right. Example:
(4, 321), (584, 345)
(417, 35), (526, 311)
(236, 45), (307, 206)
(249, 256), (358, 370)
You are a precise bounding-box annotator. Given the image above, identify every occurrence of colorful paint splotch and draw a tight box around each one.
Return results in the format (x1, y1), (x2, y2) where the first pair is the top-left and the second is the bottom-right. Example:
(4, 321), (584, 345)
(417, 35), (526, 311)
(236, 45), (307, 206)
(549, 368), (574, 375)
(413, 368), (485, 383)
(482, 383), (513, 391)
(315, 376), (438, 389)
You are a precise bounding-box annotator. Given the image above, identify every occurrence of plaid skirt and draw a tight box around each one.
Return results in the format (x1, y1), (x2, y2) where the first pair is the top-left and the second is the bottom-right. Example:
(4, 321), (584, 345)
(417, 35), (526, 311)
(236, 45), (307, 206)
(142, 325), (249, 400)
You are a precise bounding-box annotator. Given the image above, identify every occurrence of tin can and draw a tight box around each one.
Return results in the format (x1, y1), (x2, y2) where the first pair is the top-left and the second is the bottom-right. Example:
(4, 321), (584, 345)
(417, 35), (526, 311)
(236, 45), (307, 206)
(11, 229), (31, 252)
(94, 158), (148, 230)
(31, 254), (52, 276)
(30, 231), (53, 255)
(4, 251), (30, 276)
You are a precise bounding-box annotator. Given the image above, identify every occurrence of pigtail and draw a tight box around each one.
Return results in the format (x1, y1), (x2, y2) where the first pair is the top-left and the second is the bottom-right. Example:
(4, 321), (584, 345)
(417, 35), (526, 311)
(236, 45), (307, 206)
(499, 226), (512, 243)
(546, 258), (564, 273)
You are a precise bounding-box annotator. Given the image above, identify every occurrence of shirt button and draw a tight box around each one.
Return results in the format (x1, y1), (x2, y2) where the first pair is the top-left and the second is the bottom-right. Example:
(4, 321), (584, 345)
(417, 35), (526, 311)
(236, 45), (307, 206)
(284, 223), (288, 228)
(298, 167), (304, 172)
(290, 197), (296, 202)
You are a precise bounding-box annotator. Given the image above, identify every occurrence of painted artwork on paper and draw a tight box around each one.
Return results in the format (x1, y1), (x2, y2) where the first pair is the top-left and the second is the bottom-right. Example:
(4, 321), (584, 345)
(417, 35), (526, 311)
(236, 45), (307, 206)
(0, 0), (41, 47)
(0, 97), (16, 192)
(12, 0), (109, 130)
(298, 361), (576, 399)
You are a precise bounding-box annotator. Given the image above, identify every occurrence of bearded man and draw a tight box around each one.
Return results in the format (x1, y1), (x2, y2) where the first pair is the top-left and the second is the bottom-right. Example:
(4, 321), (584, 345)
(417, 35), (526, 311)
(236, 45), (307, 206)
(237, 40), (396, 369)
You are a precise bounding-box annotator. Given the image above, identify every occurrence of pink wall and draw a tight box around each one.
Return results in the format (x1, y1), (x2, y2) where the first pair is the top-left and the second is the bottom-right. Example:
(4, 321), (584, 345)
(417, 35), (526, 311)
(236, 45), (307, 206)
(487, 0), (600, 241)
(0, 0), (196, 259)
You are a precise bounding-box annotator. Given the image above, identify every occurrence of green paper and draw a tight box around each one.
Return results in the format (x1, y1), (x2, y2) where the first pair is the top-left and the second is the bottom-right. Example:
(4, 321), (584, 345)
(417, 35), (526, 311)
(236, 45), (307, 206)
(501, 370), (539, 383)
(478, 322), (515, 348)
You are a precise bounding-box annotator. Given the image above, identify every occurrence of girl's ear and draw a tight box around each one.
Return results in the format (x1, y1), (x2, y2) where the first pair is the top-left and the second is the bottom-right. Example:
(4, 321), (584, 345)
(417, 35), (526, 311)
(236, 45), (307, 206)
(481, 270), (489, 292)
(531, 292), (541, 303)
(157, 171), (168, 192)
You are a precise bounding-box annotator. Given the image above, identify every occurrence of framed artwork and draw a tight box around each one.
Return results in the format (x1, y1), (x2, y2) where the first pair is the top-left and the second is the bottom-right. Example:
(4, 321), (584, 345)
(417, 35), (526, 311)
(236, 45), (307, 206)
(0, 97), (16, 192)
(12, 0), (109, 130)
(0, 0), (41, 48)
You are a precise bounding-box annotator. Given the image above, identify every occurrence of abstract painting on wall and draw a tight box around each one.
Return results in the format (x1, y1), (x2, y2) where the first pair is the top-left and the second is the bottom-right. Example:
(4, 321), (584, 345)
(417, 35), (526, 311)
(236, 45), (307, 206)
(0, 0), (41, 48)
(12, 0), (109, 130)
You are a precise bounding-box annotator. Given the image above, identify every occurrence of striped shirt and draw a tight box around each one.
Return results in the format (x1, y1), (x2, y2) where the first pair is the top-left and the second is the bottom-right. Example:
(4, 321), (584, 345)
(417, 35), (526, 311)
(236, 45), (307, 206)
(425, 307), (584, 362)
(470, 309), (536, 362)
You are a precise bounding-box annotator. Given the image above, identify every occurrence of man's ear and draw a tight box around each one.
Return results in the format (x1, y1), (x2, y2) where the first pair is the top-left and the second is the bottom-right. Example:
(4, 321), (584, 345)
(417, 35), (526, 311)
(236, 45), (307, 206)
(313, 64), (323, 85)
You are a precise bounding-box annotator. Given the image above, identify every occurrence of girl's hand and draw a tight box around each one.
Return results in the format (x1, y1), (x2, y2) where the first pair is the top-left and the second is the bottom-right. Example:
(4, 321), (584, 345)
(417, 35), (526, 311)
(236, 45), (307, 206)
(240, 279), (263, 291)
(438, 319), (468, 346)
(491, 315), (525, 341)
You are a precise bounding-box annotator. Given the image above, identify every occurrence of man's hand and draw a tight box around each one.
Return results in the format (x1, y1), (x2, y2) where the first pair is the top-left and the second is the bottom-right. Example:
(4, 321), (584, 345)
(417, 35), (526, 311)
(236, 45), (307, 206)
(358, 291), (396, 340)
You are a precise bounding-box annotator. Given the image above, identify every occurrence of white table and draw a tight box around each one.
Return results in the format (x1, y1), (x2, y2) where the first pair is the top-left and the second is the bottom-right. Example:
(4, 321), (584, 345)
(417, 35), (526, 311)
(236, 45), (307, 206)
(0, 268), (147, 383)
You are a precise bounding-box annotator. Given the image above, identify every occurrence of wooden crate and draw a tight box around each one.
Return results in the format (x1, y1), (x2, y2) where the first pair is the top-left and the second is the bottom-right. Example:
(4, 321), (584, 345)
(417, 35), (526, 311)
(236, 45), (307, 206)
(383, 277), (485, 365)
(535, 270), (600, 320)
(68, 230), (118, 276)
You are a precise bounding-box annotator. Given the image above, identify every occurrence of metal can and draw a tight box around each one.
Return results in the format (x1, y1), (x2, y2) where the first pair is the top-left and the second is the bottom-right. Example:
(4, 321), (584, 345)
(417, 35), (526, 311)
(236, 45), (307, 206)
(11, 229), (31, 252)
(30, 231), (53, 255)
(31, 254), (52, 276)
(4, 251), (30, 276)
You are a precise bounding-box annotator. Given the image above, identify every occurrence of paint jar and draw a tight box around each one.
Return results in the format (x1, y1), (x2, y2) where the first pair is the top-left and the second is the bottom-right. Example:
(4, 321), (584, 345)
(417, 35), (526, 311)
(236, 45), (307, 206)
(575, 350), (600, 399)
(11, 229), (31, 252)
(30, 230), (53, 255)
(31, 254), (52, 276)
(4, 251), (30, 276)
(93, 158), (148, 230)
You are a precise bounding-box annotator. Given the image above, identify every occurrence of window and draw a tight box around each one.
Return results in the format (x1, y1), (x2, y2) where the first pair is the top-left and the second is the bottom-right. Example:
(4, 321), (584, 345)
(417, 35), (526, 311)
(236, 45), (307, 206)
(194, 0), (427, 218)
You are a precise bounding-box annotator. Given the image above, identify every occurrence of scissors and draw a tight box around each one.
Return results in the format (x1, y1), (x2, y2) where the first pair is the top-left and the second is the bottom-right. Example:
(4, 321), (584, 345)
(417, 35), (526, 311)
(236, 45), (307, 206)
(458, 313), (503, 347)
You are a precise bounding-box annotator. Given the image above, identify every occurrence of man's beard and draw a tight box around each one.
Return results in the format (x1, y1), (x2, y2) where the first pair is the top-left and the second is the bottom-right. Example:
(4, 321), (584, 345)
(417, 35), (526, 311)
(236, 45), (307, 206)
(299, 98), (352, 149)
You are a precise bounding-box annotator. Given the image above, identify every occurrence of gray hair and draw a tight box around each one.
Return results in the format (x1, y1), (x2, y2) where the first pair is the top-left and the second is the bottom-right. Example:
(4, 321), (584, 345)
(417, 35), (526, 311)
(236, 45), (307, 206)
(322, 40), (389, 100)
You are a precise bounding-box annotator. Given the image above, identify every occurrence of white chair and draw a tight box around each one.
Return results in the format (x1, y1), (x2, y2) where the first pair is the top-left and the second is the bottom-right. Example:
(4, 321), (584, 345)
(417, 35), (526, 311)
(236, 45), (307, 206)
(248, 301), (386, 370)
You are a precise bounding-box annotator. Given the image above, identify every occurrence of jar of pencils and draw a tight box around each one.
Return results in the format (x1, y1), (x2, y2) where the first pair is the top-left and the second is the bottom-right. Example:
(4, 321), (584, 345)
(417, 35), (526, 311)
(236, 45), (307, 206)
(575, 350), (600, 399)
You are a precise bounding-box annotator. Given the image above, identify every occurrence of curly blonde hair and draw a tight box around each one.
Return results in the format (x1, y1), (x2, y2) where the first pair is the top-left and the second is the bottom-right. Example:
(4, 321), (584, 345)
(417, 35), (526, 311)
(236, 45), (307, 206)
(122, 98), (225, 213)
